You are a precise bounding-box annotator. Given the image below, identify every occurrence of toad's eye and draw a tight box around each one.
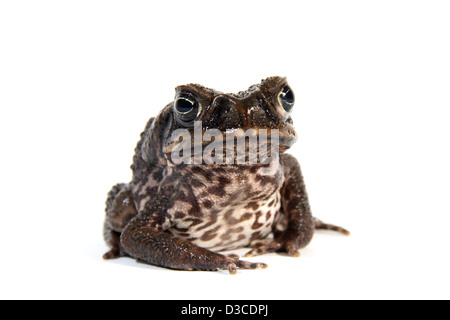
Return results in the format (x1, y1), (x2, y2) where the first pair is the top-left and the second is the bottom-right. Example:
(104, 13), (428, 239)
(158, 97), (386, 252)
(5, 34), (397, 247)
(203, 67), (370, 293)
(174, 94), (200, 122)
(278, 85), (295, 113)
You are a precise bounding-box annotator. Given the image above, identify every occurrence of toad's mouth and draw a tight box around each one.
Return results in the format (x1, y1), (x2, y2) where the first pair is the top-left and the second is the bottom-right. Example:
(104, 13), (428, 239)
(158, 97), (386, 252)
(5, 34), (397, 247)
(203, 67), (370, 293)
(163, 125), (297, 164)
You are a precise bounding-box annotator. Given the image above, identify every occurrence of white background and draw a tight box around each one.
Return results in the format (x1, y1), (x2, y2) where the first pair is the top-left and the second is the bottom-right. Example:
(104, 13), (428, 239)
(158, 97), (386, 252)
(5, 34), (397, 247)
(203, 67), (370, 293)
(1, 1), (449, 300)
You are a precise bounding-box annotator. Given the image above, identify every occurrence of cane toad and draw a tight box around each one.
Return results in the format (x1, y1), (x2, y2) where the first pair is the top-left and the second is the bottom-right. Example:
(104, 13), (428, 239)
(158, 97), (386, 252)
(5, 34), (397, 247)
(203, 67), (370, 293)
(103, 76), (349, 274)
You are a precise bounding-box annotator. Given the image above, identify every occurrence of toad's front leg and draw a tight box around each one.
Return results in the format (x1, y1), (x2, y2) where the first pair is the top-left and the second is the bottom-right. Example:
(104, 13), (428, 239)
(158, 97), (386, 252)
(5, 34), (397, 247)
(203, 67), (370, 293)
(245, 154), (348, 258)
(271, 153), (316, 256)
(120, 216), (267, 274)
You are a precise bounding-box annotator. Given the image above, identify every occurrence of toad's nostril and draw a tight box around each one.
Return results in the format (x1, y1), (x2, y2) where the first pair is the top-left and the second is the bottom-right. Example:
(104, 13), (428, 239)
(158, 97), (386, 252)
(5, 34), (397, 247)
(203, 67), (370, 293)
(211, 96), (246, 131)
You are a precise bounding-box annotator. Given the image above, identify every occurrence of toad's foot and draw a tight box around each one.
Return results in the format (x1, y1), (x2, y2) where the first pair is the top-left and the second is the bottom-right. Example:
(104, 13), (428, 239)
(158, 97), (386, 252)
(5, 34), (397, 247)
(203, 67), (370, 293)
(224, 258), (268, 275)
(103, 248), (121, 260)
(244, 238), (289, 258)
(244, 217), (350, 258)
(314, 218), (350, 235)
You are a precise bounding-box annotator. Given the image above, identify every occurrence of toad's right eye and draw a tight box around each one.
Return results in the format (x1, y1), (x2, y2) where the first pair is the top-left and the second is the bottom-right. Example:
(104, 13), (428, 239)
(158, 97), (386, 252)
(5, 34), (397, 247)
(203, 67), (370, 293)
(174, 93), (200, 123)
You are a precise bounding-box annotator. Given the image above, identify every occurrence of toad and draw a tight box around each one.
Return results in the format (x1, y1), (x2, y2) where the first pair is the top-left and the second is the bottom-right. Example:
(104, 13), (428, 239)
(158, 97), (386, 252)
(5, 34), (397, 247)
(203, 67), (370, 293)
(103, 76), (349, 274)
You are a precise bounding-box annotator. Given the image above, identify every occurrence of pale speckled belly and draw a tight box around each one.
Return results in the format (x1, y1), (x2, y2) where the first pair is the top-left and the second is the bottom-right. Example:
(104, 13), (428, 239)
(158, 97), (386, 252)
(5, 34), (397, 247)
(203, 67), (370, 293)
(169, 192), (282, 252)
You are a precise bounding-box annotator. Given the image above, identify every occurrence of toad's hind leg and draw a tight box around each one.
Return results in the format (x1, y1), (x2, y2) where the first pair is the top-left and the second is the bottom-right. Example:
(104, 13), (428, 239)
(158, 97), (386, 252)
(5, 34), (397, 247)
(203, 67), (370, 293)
(103, 183), (138, 259)
(314, 218), (350, 235)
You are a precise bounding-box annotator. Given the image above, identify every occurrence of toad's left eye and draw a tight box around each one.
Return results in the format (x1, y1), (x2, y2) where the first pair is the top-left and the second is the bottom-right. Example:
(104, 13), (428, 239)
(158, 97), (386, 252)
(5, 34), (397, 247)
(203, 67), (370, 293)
(278, 85), (295, 113)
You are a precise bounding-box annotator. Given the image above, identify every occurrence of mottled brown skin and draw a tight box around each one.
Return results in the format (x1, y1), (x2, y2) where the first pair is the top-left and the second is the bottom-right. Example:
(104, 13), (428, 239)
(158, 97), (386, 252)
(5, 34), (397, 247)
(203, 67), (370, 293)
(103, 76), (349, 274)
